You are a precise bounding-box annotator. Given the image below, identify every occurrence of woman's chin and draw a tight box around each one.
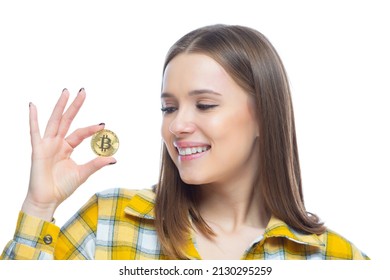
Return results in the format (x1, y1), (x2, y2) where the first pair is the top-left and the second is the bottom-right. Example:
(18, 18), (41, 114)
(179, 175), (209, 186)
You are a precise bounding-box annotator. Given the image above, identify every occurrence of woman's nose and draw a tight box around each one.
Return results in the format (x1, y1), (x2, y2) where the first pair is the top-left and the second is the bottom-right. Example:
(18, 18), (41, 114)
(168, 109), (196, 136)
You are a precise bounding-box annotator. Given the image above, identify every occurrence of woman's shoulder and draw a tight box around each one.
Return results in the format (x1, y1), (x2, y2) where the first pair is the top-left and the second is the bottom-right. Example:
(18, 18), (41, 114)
(265, 216), (369, 260)
(317, 227), (370, 260)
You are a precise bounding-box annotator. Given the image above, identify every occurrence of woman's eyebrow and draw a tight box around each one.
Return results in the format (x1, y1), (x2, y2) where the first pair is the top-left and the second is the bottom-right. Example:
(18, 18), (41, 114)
(188, 89), (222, 96)
(161, 89), (222, 98)
(161, 92), (174, 99)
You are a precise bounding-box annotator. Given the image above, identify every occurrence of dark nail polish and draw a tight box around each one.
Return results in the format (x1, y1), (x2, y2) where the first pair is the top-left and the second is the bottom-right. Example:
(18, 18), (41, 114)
(29, 102), (32, 107)
(78, 88), (85, 93)
(62, 88), (68, 93)
(109, 161), (117, 165)
(98, 123), (105, 126)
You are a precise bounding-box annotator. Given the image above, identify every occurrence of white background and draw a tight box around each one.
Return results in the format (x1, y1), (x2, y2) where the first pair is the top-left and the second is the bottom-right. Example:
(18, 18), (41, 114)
(0, 0), (388, 264)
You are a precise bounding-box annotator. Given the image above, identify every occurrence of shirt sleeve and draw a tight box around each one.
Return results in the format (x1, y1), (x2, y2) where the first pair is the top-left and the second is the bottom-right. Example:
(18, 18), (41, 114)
(1, 212), (60, 260)
(1, 194), (99, 260)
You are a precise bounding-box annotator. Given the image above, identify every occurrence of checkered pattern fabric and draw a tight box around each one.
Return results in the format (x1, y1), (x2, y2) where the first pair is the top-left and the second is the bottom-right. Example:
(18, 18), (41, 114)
(1, 188), (369, 260)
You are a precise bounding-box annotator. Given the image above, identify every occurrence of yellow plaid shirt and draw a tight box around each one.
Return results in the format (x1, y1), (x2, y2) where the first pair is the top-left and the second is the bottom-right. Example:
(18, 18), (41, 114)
(1, 188), (369, 260)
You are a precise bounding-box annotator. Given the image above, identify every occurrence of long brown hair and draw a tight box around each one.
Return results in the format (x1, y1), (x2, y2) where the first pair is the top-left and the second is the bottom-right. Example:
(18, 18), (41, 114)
(155, 24), (325, 259)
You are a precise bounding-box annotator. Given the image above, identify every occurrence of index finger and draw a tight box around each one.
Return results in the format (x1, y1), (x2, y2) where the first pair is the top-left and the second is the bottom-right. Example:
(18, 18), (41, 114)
(43, 89), (70, 138)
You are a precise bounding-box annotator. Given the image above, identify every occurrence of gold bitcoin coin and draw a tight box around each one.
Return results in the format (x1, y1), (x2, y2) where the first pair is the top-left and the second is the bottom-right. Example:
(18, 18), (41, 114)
(91, 129), (119, 157)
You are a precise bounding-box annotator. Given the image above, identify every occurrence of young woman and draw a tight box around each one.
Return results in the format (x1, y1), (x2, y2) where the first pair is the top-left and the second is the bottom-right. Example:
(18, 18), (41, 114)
(1, 24), (369, 260)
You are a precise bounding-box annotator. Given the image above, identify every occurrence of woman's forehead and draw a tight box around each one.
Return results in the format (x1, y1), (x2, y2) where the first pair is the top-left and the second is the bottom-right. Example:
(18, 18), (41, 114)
(162, 53), (236, 95)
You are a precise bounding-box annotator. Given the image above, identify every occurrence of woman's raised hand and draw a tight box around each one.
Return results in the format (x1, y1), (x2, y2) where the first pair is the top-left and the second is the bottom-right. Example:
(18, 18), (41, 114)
(21, 89), (116, 221)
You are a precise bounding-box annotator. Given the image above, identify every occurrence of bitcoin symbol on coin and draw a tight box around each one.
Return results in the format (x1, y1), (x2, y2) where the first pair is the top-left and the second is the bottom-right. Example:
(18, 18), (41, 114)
(98, 134), (111, 152)
(91, 129), (119, 156)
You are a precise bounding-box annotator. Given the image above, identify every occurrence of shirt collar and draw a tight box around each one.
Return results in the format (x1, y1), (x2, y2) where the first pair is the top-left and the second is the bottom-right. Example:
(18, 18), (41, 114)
(263, 216), (325, 247)
(124, 189), (156, 219)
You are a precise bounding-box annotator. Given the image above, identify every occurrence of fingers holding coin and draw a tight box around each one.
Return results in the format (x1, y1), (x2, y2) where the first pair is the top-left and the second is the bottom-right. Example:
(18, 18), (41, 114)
(65, 123), (106, 149)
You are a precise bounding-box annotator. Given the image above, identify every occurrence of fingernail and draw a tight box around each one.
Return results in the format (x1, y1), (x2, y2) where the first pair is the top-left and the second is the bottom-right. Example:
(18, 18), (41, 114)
(98, 123), (105, 126)
(109, 161), (117, 165)
(79, 88), (85, 93)
(62, 88), (68, 93)
(29, 102), (32, 107)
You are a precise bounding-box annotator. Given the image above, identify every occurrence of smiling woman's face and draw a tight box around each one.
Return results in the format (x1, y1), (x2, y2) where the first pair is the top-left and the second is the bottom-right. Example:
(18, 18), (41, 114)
(161, 53), (260, 186)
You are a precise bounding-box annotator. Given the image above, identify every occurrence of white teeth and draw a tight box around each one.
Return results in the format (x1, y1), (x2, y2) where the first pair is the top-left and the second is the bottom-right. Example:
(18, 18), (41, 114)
(177, 146), (209, 156)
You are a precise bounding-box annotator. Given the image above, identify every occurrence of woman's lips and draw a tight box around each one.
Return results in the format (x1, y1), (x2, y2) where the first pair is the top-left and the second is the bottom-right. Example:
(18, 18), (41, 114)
(173, 142), (211, 161)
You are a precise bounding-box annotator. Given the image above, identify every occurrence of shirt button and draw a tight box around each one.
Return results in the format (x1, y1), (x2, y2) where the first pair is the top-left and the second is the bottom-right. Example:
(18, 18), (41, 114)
(43, 234), (53, 245)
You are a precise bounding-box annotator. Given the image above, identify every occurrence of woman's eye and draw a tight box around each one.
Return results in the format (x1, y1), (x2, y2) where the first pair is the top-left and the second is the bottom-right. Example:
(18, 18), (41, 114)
(196, 104), (218, 110)
(161, 104), (218, 114)
(161, 107), (177, 114)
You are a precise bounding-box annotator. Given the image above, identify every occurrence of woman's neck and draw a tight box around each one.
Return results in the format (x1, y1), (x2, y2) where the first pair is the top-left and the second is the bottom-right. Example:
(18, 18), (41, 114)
(197, 180), (269, 233)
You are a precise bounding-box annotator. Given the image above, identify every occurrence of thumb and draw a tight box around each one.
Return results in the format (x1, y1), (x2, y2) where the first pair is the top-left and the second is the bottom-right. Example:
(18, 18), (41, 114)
(79, 157), (116, 184)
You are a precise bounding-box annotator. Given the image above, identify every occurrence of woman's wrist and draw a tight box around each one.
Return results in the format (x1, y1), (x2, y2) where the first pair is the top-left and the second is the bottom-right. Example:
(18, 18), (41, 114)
(21, 198), (57, 222)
